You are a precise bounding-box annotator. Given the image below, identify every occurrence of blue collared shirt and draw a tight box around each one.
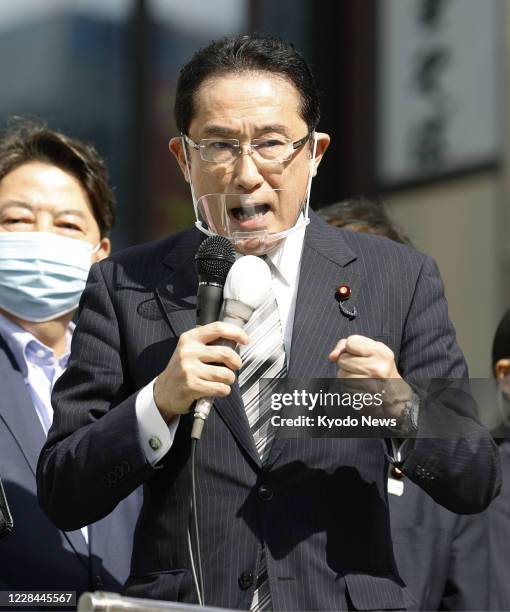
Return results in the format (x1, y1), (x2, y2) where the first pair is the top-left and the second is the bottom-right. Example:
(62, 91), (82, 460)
(0, 312), (73, 435)
(0, 312), (89, 543)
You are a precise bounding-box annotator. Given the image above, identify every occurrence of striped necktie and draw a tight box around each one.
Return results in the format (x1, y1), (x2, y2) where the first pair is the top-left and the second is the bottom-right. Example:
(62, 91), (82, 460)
(238, 289), (287, 461)
(238, 286), (287, 611)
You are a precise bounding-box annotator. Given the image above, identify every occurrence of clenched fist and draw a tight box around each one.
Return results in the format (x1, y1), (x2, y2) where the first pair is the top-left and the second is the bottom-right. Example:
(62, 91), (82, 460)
(329, 334), (414, 421)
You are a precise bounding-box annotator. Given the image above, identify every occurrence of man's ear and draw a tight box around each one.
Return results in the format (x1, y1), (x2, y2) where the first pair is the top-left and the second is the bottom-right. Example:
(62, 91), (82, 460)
(169, 137), (190, 182)
(495, 358), (510, 379)
(310, 132), (330, 177)
(94, 237), (111, 263)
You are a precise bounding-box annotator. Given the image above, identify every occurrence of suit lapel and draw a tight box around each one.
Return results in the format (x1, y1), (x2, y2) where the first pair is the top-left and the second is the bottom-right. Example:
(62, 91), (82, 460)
(214, 389), (262, 468)
(154, 233), (261, 467)
(266, 213), (362, 467)
(0, 339), (46, 476)
(154, 232), (201, 339)
(0, 338), (90, 563)
(288, 217), (361, 379)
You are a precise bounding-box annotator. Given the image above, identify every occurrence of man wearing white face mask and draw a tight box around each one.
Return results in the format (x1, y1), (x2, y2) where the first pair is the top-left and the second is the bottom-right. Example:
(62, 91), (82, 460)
(0, 120), (141, 601)
(38, 35), (499, 611)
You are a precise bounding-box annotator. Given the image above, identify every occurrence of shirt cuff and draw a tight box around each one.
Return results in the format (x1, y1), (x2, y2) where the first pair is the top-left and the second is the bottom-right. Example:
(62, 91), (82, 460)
(135, 378), (180, 465)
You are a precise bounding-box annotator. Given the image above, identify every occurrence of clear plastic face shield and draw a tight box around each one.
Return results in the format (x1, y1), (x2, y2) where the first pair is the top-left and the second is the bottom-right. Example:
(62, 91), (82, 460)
(182, 132), (318, 255)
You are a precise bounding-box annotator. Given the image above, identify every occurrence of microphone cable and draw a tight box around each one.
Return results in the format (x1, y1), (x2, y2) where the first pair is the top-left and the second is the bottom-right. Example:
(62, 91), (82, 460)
(189, 438), (204, 605)
(187, 250), (272, 606)
(188, 235), (235, 606)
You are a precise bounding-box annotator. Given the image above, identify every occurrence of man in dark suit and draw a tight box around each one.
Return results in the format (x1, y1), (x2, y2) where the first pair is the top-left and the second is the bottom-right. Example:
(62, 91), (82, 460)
(37, 35), (499, 611)
(0, 121), (141, 599)
(388, 466), (492, 610)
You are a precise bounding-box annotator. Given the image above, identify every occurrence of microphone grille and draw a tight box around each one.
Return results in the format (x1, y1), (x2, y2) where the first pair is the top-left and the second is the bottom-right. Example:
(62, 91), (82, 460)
(195, 235), (236, 281)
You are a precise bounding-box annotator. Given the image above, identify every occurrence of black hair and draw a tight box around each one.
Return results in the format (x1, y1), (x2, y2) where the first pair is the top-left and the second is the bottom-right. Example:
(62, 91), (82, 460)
(492, 309), (510, 371)
(174, 33), (320, 135)
(317, 198), (412, 246)
(0, 119), (115, 237)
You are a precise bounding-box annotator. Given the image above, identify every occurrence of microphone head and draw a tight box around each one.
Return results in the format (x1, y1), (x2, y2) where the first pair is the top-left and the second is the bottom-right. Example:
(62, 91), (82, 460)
(195, 235), (236, 284)
(224, 255), (272, 310)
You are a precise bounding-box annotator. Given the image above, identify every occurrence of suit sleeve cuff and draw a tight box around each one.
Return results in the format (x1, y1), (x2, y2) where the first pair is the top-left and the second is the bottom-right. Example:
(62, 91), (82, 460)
(135, 378), (180, 465)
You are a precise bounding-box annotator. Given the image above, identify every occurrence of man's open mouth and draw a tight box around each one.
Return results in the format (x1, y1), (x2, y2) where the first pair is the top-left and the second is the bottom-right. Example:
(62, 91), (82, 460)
(230, 203), (271, 222)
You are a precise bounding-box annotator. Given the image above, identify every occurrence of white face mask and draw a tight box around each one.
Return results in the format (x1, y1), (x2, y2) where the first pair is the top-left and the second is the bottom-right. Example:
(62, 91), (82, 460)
(183, 132), (318, 255)
(0, 232), (99, 323)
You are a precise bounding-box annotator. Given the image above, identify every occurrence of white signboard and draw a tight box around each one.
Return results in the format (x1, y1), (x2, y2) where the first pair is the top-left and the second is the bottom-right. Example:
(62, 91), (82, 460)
(377, 0), (502, 187)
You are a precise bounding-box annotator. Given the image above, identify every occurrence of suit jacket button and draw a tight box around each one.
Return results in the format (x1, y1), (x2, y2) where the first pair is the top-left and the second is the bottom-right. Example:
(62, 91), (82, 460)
(239, 571), (254, 590)
(258, 485), (273, 501)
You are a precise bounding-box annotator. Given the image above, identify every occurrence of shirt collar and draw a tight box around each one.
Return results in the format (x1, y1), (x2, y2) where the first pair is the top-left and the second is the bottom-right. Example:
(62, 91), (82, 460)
(0, 311), (74, 376)
(264, 221), (307, 285)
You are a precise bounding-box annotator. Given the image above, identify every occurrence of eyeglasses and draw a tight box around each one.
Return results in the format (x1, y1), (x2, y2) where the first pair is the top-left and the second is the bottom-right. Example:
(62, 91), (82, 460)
(182, 132), (311, 165)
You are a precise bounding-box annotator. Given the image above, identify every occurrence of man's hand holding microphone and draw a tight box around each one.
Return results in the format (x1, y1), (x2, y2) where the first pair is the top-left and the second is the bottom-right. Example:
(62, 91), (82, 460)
(153, 236), (272, 440)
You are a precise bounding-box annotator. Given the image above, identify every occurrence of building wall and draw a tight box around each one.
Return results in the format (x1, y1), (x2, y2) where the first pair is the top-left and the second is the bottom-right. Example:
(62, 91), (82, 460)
(387, 172), (502, 376)
(386, 1), (510, 378)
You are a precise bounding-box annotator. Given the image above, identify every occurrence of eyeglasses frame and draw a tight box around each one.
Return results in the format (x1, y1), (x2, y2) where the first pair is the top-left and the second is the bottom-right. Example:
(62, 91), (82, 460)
(181, 132), (312, 165)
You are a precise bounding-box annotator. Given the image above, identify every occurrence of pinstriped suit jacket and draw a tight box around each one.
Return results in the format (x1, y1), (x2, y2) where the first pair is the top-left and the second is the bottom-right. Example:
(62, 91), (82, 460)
(37, 211), (500, 611)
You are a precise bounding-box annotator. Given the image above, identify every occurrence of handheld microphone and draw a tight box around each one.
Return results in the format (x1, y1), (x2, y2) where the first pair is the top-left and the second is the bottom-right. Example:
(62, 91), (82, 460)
(191, 236), (235, 606)
(195, 235), (236, 326)
(191, 255), (272, 440)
